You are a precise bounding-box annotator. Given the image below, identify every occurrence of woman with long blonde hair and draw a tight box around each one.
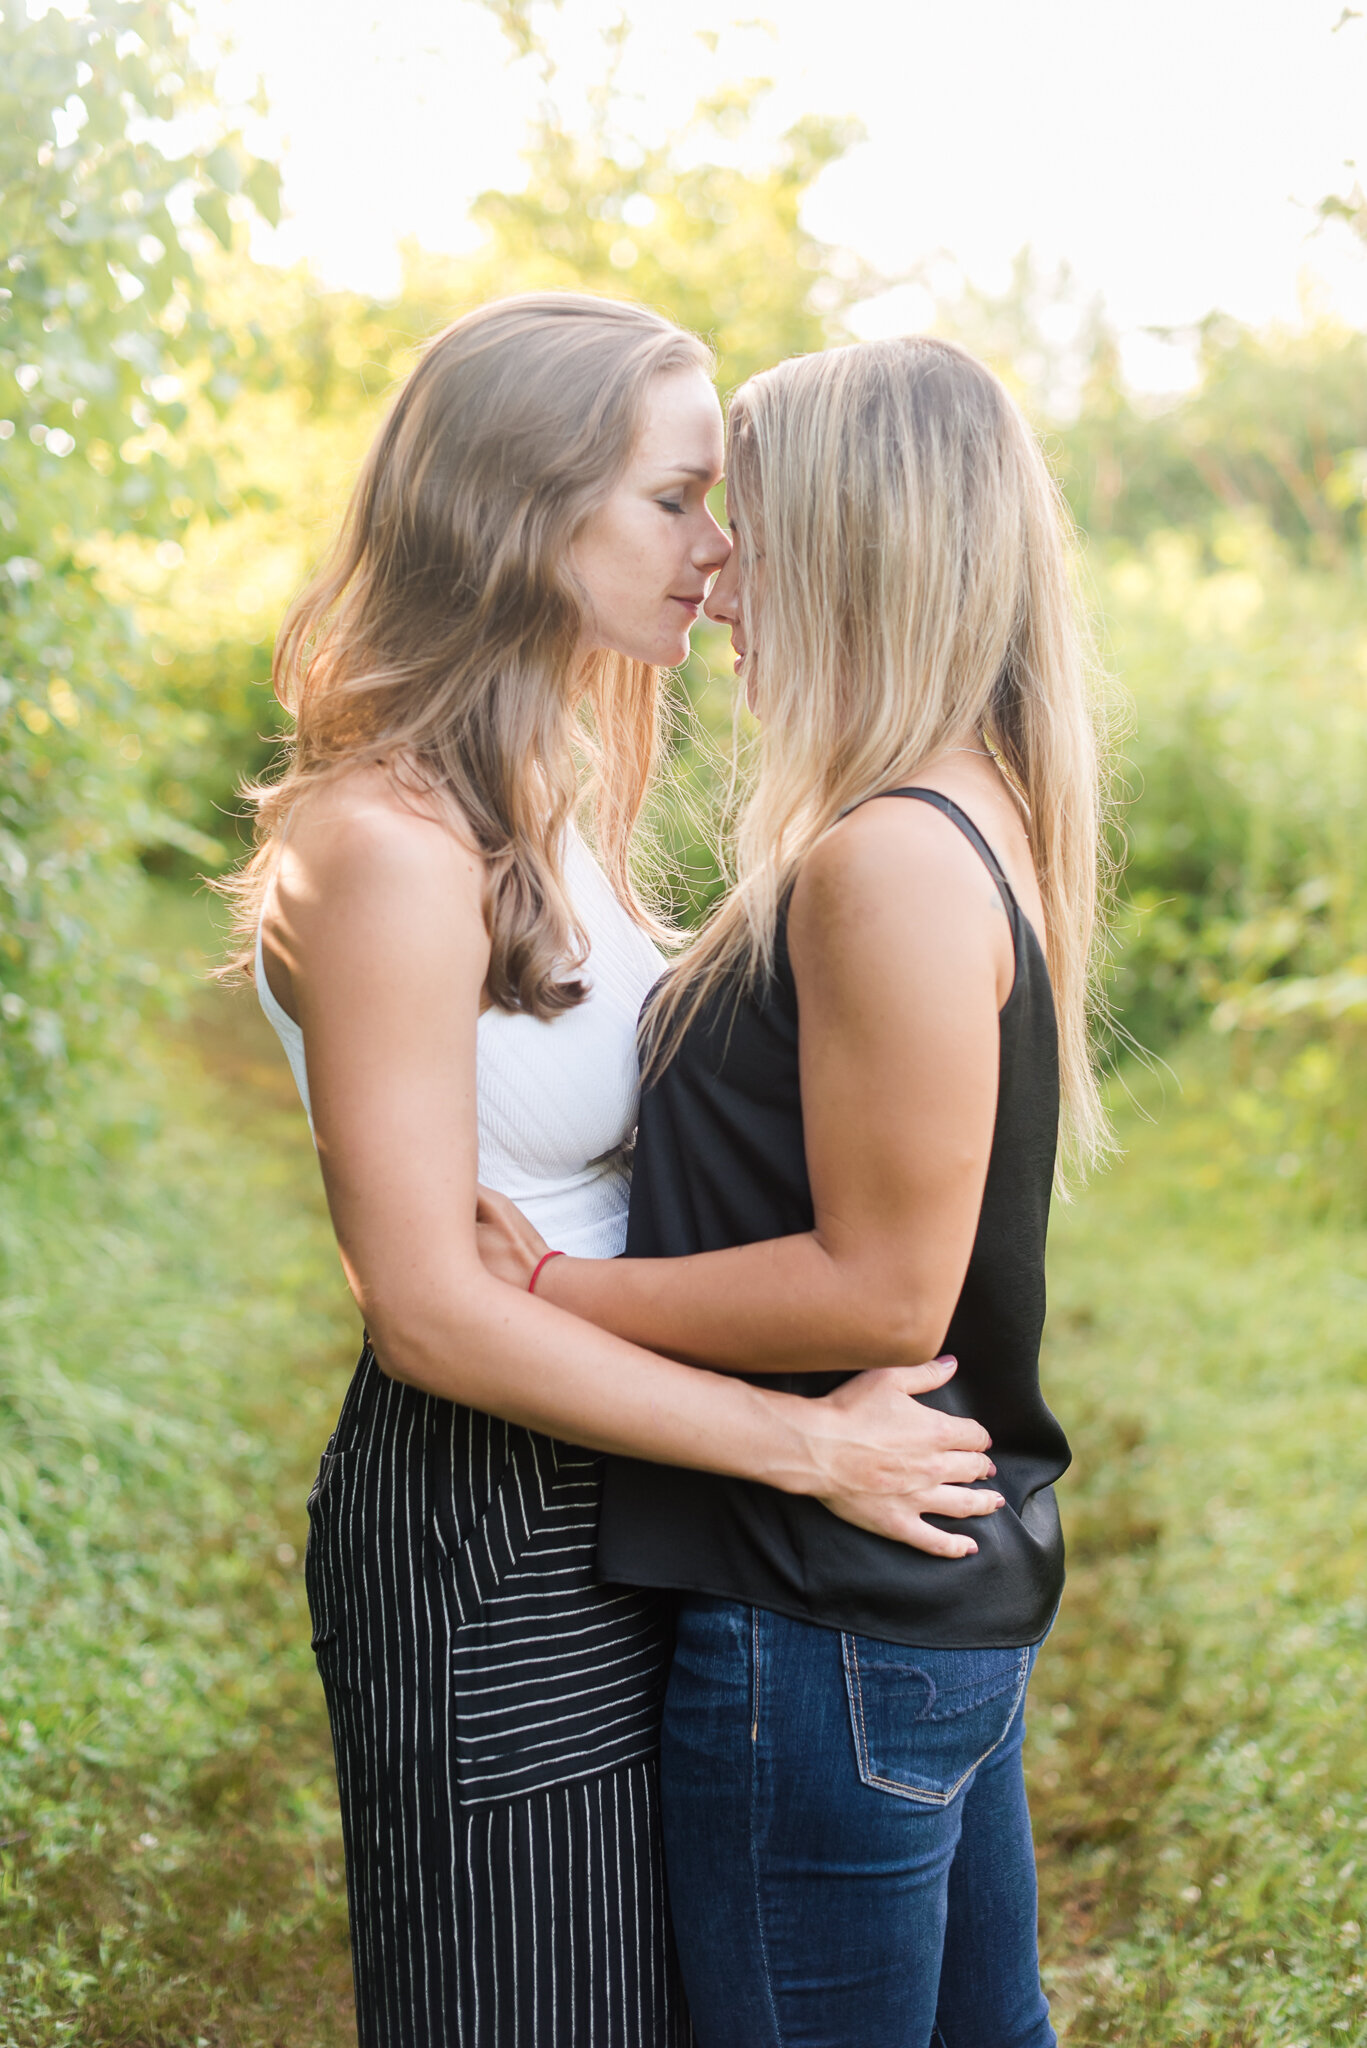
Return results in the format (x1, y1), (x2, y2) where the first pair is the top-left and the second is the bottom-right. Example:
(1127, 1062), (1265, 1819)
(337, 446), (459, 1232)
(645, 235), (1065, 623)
(474, 335), (1106, 2045)
(232, 297), (1000, 2047)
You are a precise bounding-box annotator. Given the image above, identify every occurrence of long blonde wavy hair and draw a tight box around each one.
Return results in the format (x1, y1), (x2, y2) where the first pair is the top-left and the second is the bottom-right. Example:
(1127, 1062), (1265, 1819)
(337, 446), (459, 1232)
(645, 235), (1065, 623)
(646, 336), (1112, 1179)
(219, 292), (711, 1015)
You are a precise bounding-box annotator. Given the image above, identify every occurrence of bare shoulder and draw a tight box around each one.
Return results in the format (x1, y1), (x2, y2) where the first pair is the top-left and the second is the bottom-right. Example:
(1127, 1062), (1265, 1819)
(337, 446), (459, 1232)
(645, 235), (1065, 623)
(276, 764), (484, 921)
(792, 791), (1003, 942)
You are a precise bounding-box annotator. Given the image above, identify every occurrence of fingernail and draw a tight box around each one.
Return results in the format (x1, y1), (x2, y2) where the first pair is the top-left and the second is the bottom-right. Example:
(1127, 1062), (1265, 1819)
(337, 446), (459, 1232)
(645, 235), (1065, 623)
(990, 1493), (1005, 1507)
(935, 1354), (956, 1369)
(963, 1543), (978, 1556)
(987, 1461), (997, 1476)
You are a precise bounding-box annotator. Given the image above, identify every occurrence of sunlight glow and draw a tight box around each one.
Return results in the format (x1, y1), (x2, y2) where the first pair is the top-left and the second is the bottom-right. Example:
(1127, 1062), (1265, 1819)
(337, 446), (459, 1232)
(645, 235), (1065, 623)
(205, 0), (1367, 387)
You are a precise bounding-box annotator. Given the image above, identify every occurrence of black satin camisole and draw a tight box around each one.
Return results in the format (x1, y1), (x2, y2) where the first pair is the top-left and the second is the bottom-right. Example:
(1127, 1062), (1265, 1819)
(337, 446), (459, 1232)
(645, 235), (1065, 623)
(597, 789), (1070, 1649)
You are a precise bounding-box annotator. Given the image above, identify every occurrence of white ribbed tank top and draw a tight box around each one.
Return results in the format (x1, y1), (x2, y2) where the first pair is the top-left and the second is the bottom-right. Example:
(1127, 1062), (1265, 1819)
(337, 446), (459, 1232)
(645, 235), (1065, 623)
(256, 833), (665, 1260)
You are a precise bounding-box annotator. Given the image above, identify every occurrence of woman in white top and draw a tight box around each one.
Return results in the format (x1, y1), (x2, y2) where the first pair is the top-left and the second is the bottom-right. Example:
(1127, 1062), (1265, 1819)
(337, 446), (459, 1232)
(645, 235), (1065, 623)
(226, 293), (997, 2048)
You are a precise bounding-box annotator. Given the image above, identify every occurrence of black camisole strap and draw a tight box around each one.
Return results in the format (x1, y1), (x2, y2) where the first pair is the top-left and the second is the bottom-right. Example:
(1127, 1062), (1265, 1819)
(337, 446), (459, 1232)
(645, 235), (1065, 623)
(842, 785), (1020, 920)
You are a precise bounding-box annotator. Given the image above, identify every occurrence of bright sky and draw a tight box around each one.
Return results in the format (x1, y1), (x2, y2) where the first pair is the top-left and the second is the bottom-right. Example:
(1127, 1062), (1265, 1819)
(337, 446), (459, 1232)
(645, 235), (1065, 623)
(204, 0), (1367, 392)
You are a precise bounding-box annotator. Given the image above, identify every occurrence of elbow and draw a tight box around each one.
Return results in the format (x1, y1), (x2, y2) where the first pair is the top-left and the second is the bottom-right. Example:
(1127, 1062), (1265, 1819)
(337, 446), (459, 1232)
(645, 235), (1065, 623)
(370, 1333), (418, 1387)
(848, 1293), (945, 1370)
(361, 1280), (491, 1391)
(364, 1302), (423, 1386)
(814, 1237), (945, 1369)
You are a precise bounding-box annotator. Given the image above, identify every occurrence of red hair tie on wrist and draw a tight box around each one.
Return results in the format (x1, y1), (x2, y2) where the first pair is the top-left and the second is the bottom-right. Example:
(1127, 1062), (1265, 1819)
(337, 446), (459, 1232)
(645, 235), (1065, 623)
(528, 1250), (565, 1296)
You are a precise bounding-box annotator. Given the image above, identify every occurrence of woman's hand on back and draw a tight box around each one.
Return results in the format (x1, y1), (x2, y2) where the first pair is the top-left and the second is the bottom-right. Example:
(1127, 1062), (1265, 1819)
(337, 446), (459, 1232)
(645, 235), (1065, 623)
(806, 1356), (1003, 1558)
(471, 1181), (1004, 1556)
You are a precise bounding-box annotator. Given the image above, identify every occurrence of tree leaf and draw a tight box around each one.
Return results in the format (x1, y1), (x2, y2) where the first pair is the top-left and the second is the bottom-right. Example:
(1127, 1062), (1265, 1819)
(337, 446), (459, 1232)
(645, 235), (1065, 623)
(203, 143), (243, 195)
(193, 189), (234, 251)
(242, 158), (282, 229)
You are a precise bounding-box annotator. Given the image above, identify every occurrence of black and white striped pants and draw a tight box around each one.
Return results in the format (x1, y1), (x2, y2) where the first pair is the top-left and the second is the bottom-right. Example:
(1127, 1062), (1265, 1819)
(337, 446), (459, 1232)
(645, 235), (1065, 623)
(306, 1343), (695, 2047)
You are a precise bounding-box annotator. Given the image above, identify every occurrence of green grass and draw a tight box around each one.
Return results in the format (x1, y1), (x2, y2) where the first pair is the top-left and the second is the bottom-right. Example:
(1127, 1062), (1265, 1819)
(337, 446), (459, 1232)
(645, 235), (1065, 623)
(1, 903), (1364, 2045)
(0, 900), (359, 2047)
(1032, 1052), (1367, 2045)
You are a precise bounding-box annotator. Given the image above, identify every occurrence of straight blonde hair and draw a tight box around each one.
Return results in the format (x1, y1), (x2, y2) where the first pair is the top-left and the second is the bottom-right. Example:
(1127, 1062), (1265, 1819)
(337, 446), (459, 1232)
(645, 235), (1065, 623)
(218, 293), (711, 1014)
(646, 336), (1112, 1180)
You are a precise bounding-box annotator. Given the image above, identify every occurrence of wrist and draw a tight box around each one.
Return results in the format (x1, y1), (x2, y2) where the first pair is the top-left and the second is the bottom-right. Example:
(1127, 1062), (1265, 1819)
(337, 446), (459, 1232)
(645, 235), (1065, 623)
(742, 1385), (828, 1497)
(527, 1249), (564, 1296)
(535, 1252), (574, 1307)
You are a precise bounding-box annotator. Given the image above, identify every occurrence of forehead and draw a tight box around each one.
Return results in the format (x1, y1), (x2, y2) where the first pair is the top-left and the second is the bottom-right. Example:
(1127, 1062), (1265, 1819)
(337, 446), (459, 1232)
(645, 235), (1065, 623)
(630, 365), (724, 477)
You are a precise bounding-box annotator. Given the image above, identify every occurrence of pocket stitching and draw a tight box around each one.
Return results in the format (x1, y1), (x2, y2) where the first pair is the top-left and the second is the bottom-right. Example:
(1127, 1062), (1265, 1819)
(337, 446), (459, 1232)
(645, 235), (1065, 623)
(916, 1663), (1023, 1723)
(843, 1640), (1031, 1807)
(845, 1630), (869, 1773)
(750, 1607), (761, 1744)
(436, 1430), (606, 1629)
(306, 1446), (351, 1511)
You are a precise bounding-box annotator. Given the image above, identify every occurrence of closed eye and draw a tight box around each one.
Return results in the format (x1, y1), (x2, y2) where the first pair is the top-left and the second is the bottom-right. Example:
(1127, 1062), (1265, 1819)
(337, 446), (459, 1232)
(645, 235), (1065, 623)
(658, 499), (686, 515)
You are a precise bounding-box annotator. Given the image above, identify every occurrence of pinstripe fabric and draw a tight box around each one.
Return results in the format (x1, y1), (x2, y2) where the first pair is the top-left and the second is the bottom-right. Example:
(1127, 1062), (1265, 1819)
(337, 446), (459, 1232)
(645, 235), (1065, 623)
(306, 1342), (694, 2047)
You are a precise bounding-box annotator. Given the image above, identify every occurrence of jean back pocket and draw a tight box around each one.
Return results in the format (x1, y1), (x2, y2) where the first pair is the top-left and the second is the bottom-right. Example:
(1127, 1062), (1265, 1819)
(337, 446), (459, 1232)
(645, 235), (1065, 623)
(842, 1636), (1030, 1806)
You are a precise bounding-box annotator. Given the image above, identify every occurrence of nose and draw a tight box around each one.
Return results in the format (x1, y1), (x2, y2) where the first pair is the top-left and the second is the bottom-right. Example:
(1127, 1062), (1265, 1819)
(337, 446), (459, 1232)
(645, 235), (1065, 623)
(704, 543), (739, 626)
(694, 506), (731, 579)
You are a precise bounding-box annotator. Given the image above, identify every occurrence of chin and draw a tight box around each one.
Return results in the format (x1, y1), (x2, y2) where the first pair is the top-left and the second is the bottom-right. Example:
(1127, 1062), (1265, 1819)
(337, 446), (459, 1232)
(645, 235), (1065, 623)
(602, 633), (684, 667)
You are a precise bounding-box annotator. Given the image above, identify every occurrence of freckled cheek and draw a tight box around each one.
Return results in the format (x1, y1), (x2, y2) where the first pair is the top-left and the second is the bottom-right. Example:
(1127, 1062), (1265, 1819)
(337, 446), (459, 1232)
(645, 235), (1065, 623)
(630, 552), (681, 619)
(608, 533), (663, 593)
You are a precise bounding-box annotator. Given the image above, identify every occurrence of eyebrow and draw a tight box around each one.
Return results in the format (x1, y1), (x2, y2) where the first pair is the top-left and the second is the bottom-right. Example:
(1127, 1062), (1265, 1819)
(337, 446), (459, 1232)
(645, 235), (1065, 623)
(656, 465), (723, 482)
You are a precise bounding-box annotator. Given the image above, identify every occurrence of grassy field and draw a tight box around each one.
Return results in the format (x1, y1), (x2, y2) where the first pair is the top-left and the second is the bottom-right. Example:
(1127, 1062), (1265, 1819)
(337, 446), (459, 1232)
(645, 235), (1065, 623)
(1, 908), (1365, 2046)
(1032, 1054), (1367, 2046)
(0, 916), (359, 2048)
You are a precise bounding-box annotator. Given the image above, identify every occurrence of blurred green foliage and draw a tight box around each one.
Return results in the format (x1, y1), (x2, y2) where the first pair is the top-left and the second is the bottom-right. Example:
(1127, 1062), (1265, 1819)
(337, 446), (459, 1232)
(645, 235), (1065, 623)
(0, 0), (278, 1134)
(932, 250), (1367, 562)
(1066, 318), (1367, 564)
(1094, 524), (1366, 1208)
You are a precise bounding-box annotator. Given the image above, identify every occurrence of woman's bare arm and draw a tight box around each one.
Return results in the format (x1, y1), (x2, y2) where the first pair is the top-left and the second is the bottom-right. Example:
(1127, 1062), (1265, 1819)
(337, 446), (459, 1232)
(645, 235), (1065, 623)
(262, 775), (1001, 1555)
(511, 794), (1019, 1374)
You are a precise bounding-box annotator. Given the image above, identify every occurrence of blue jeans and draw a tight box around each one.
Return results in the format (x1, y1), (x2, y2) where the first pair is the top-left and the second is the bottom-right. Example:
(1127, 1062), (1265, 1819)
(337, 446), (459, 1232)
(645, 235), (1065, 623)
(660, 1598), (1055, 2048)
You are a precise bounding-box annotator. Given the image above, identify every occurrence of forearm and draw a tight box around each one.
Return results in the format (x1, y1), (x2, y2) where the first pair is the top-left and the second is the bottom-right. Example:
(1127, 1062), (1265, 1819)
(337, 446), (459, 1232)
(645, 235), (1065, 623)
(366, 1273), (824, 1490)
(537, 1231), (949, 1375)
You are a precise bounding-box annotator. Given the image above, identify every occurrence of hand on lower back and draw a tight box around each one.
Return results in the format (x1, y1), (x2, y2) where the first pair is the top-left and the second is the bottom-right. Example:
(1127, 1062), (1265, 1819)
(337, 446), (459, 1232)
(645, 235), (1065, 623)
(810, 1357), (1003, 1559)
